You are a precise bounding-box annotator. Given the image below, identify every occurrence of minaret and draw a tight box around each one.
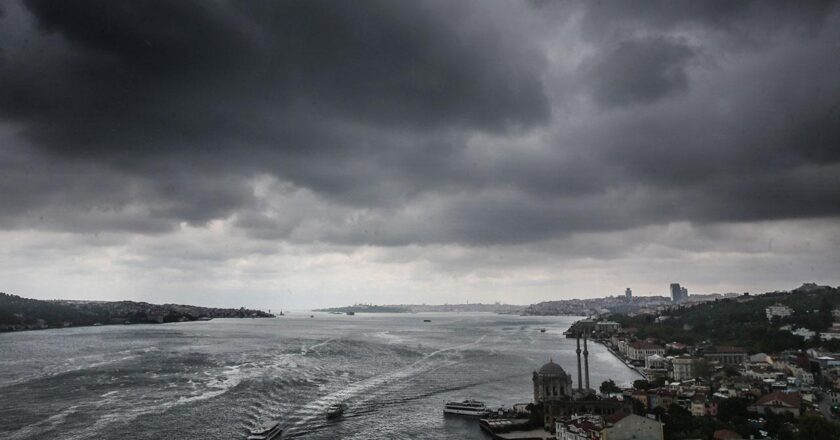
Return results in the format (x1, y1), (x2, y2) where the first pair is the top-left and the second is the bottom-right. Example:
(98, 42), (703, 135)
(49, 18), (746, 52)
(575, 334), (583, 390)
(583, 335), (590, 390)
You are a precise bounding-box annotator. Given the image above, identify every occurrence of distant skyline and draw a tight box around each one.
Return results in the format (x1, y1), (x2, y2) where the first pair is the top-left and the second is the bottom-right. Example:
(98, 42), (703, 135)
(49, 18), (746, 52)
(1, 1), (839, 310)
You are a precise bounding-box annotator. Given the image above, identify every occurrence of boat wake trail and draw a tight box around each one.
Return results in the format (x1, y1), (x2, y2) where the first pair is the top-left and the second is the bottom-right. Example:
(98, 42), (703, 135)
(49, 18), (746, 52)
(282, 334), (488, 437)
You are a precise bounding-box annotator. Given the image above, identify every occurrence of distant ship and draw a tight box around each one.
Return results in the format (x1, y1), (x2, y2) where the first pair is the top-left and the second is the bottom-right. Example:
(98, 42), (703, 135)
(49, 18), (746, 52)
(346, 311), (355, 316)
(326, 402), (347, 418)
(423, 319), (432, 322)
(443, 400), (490, 416)
(246, 420), (282, 440)
(540, 328), (546, 333)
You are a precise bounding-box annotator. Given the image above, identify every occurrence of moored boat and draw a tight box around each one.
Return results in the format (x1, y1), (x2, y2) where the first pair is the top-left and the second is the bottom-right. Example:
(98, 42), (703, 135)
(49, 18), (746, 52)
(443, 399), (490, 416)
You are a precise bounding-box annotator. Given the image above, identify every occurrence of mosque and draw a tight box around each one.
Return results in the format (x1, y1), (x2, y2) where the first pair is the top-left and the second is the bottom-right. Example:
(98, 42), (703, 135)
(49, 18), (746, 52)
(532, 333), (629, 430)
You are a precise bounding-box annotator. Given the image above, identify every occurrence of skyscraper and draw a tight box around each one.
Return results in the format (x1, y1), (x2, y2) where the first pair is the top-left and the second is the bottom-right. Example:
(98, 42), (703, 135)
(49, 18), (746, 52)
(625, 288), (632, 299)
(670, 283), (683, 302)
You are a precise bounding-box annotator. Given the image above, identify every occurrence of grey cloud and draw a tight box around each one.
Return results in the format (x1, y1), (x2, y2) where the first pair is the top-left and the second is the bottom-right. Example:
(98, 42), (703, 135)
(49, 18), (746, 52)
(582, 37), (697, 108)
(7, 0), (548, 158)
(0, 0), (839, 252)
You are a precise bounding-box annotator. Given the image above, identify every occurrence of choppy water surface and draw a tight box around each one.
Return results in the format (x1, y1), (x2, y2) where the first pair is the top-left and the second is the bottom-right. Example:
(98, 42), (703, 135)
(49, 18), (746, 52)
(0, 313), (640, 439)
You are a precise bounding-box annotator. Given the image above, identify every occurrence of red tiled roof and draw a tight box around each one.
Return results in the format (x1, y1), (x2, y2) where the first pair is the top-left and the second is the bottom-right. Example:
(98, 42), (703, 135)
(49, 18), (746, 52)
(711, 346), (747, 353)
(713, 429), (742, 439)
(755, 391), (801, 408)
(606, 411), (630, 424)
(629, 341), (662, 350)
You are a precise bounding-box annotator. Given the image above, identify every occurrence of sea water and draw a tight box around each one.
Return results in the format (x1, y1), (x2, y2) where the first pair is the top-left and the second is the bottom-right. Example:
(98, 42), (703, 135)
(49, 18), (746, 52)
(0, 313), (641, 439)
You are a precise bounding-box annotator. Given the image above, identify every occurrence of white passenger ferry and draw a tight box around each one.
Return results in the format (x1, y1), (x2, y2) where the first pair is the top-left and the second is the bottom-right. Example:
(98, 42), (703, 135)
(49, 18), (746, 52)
(443, 400), (491, 416)
(247, 420), (282, 440)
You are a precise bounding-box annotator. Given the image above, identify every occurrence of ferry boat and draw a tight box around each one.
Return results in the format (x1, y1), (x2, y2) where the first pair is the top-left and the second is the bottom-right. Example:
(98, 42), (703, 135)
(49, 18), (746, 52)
(326, 402), (347, 418)
(443, 400), (490, 416)
(246, 420), (282, 440)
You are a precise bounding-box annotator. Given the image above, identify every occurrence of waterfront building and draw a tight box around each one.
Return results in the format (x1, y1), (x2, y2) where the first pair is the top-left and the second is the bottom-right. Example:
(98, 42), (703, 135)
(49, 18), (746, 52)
(533, 360), (573, 403)
(765, 303), (793, 321)
(625, 288), (632, 299)
(595, 321), (620, 334)
(702, 346), (747, 366)
(626, 341), (665, 362)
(535, 334), (628, 431)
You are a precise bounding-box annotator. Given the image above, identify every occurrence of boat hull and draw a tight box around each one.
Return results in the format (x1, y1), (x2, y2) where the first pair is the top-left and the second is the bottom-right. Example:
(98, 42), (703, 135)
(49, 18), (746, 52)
(246, 427), (282, 440)
(443, 408), (490, 416)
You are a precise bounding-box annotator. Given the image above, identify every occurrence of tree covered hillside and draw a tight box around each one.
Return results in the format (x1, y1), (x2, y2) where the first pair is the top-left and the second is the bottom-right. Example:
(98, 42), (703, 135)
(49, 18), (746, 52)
(612, 285), (840, 353)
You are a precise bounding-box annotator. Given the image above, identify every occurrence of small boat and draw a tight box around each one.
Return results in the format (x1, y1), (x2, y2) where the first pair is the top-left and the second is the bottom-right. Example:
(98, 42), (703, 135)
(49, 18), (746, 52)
(443, 400), (490, 416)
(247, 420), (282, 440)
(326, 402), (347, 418)
(310, 315), (314, 318)
(423, 319), (432, 323)
(540, 328), (546, 333)
(346, 311), (355, 316)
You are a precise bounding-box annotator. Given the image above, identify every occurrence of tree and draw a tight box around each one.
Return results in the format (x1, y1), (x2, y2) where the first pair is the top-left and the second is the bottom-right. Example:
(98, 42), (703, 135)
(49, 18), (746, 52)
(695, 359), (713, 379)
(798, 415), (840, 440)
(633, 379), (652, 390)
(600, 379), (621, 394)
(526, 402), (544, 429)
(716, 398), (749, 423)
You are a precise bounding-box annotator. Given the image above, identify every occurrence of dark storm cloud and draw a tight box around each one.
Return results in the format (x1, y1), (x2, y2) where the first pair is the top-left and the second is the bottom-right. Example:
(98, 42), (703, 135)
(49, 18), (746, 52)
(8, 0), (547, 156)
(0, 0), (839, 247)
(579, 0), (838, 38)
(583, 36), (697, 108)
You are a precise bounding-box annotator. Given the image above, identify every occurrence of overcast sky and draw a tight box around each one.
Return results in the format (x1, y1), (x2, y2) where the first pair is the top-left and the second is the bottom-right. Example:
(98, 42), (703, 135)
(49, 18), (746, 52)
(1, 1), (839, 309)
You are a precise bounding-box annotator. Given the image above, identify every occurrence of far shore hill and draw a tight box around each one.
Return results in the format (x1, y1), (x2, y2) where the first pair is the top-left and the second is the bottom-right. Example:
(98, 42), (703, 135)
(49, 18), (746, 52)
(314, 285), (835, 317)
(0, 292), (274, 332)
(313, 303), (527, 314)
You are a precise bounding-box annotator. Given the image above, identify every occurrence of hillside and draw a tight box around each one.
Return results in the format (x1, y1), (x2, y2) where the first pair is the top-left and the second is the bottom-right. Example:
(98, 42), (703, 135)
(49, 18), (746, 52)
(611, 284), (840, 353)
(0, 293), (274, 332)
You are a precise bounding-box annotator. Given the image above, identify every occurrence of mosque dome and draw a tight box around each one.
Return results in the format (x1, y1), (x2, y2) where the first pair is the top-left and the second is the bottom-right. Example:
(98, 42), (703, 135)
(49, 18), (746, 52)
(538, 360), (568, 376)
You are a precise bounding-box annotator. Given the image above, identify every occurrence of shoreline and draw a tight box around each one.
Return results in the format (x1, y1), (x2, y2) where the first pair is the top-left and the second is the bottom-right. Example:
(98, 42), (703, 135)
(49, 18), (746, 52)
(0, 316), (275, 335)
(599, 341), (647, 379)
(567, 331), (647, 381)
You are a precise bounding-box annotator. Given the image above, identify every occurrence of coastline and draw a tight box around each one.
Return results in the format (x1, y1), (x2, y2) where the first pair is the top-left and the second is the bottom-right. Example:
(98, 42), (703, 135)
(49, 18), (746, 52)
(0, 316), (275, 335)
(599, 340), (647, 379)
